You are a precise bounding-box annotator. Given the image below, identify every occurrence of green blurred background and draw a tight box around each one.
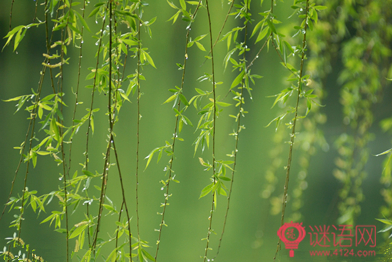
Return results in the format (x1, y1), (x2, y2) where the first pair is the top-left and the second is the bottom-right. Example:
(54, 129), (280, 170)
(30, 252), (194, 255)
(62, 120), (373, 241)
(0, 0), (391, 261)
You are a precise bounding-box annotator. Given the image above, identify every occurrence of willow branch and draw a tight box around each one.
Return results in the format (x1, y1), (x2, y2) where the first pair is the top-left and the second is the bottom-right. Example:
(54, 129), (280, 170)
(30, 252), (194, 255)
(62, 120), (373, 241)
(203, 0), (217, 260)
(214, 2), (249, 259)
(273, 0), (310, 260)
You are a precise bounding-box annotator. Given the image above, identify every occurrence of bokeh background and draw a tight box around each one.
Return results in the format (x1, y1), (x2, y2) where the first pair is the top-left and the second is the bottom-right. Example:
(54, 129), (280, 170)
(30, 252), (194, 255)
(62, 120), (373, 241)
(1, 0), (392, 261)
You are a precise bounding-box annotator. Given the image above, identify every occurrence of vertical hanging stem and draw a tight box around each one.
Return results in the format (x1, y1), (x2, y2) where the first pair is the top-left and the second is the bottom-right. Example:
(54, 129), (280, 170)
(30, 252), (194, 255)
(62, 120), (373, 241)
(154, 2), (202, 260)
(92, 0), (113, 252)
(66, 0), (90, 248)
(85, 4), (107, 250)
(58, 0), (77, 260)
(136, 1), (142, 245)
(214, 2), (249, 259)
(203, 0), (216, 261)
(9, 0), (15, 31)
(273, 0), (309, 260)
(112, 139), (133, 261)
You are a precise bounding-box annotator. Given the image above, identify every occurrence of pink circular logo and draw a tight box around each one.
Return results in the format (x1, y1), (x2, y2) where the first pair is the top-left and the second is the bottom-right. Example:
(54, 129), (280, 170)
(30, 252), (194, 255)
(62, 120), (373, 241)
(277, 221), (306, 257)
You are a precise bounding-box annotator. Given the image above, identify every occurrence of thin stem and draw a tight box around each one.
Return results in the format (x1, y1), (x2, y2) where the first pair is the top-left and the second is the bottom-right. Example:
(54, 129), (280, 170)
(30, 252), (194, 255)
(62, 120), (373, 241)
(85, 10), (107, 171)
(16, 0), (58, 238)
(115, 201), (125, 262)
(68, 0), (86, 177)
(66, 0), (90, 247)
(84, 8), (106, 250)
(136, 3), (141, 244)
(92, 143), (111, 249)
(203, 0), (216, 260)
(154, 2), (202, 261)
(202, 0), (235, 66)
(58, 1), (75, 260)
(92, 0), (112, 251)
(9, 0), (15, 31)
(0, 119), (32, 222)
(33, 0), (38, 22)
(112, 139), (133, 261)
(273, 0), (309, 260)
(246, 0), (275, 72)
(214, 2), (249, 258)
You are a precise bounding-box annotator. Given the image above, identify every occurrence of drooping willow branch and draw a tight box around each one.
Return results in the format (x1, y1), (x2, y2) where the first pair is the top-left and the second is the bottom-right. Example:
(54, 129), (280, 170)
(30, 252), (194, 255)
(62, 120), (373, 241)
(16, 0), (61, 240)
(68, 0), (87, 178)
(203, 0), (217, 260)
(9, 0), (15, 31)
(202, 0), (235, 66)
(273, 0), (310, 260)
(214, 2), (249, 259)
(154, 2), (203, 261)
(135, 0), (142, 248)
(67, 0), (89, 247)
(92, 0), (113, 252)
(58, 0), (80, 260)
(85, 5), (107, 250)
(112, 138), (133, 260)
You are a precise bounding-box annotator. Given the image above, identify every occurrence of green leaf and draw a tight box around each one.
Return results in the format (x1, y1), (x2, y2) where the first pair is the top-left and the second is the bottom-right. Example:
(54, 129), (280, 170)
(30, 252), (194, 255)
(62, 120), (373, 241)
(376, 148), (392, 157)
(69, 224), (88, 239)
(216, 101), (231, 107)
(179, 94), (189, 106)
(168, 10), (181, 24)
(32, 151), (37, 167)
(179, 0), (186, 10)
(138, 247), (144, 262)
(199, 183), (214, 198)
(314, 5), (327, 10)
(51, 117), (60, 141)
(41, 213), (55, 224)
(163, 94), (177, 104)
(3, 95), (23, 102)
(74, 10), (91, 32)
(103, 204), (117, 213)
(378, 225), (392, 233)
(255, 26), (269, 43)
(195, 41), (206, 51)
(218, 185), (227, 196)
(231, 70), (245, 89)
(30, 195), (37, 212)
(195, 88), (205, 95)
(376, 218), (392, 225)
(306, 98), (312, 113)
(3, 25), (24, 51)
(251, 21), (263, 38)
(167, 0), (178, 8)
(89, 6), (101, 17)
(141, 249), (155, 261)
(91, 114), (95, 134)
(144, 51), (156, 68)
(266, 19), (277, 34)
(182, 115), (193, 126)
(83, 170), (94, 177)
(145, 148), (160, 169)
(106, 247), (117, 262)
(14, 27), (27, 51)
(283, 41), (294, 54)
(55, 107), (64, 120)
(187, 1), (200, 5)
(194, 35), (207, 42)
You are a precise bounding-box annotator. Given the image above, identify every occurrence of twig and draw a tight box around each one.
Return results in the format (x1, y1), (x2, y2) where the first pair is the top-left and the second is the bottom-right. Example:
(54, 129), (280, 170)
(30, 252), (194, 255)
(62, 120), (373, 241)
(154, 2), (202, 261)
(273, 0), (310, 260)
(214, 1), (249, 258)
(203, 0), (217, 260)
